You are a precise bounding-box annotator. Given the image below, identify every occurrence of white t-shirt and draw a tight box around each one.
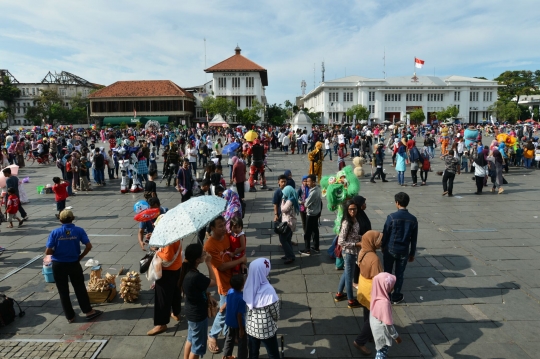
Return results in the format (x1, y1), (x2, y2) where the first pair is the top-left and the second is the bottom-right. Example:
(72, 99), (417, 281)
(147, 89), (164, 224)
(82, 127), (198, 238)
(338, 134), (345, 144)
(535, 149), (540, 161)
(189, 148), (198, 162)
(324, 138), (330, 150)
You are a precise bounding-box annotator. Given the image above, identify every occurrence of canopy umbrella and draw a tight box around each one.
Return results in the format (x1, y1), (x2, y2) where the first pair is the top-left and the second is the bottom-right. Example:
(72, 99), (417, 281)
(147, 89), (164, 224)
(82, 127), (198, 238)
(244, 130), (258, 142)
(222, 123), (229, 128)
(209, 114), (228, 127)
(0, 165), (19, 187)
(148, 196), (227, 247)
(222, 142), (241, 156)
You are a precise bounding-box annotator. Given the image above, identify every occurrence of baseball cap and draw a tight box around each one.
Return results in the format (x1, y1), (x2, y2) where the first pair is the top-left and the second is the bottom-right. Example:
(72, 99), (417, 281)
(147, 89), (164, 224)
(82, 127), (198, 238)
(59, 209), (74, 221)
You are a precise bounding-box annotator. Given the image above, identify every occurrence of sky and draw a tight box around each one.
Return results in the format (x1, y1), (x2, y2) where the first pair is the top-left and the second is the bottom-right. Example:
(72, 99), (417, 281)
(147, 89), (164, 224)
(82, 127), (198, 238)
(1, 0), (539, 105)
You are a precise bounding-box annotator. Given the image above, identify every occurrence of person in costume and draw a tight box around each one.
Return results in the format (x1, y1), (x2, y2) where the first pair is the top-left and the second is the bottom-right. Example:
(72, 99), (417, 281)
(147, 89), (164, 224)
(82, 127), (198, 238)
(247, 139), (267, 192)
(308, 141), (324, 183)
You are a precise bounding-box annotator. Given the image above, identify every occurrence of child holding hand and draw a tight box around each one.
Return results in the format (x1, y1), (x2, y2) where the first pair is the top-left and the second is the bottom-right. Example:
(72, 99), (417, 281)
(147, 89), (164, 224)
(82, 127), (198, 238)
(370, 272), (402, 358)
(5, 187), (23, 228)
(229, 217), (247, 275)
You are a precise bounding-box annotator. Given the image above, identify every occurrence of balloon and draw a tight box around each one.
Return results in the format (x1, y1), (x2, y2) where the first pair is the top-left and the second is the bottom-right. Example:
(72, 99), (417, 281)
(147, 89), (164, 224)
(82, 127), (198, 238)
(134, 207), (160, 222)
(133, 200), (149, 214)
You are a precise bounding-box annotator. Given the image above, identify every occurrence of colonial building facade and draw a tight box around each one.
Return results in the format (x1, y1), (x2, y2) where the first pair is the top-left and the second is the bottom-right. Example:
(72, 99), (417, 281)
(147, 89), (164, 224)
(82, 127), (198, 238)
(302, 75), (499, 125)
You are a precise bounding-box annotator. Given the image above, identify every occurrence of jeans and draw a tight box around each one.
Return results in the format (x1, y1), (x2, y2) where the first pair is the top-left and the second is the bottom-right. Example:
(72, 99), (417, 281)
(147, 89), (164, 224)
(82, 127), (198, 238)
(524, 158), (532, 168)
(190, 161), (197, 177)
(223, 327), (248, 359)
(337, 253), (358, 300)
(52, 261), (92, 320)
(279, 227), (295, 260)
(137, 173), (148, 184)
(107, 167), (115, 179)
(248, 334), (280, 359)
(397, 171), (405, 185)
(333, 143), (338, 154)
(94, 168), (104, 184)
(209, 294), (228, 339)
(324, 148), (332, 160)
(442, 171), (455, 194)
(383, 251), (409, 301)
(303, 215), (319, 251)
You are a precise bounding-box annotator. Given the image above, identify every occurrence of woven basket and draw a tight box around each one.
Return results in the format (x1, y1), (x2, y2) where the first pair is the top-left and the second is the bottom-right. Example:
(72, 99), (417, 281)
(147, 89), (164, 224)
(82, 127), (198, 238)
(88, 288), (116, 304)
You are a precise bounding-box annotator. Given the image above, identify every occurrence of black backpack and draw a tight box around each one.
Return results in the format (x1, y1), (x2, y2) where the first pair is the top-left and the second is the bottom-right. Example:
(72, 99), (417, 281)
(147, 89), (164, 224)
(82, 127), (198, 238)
(0, 294), (25, 326)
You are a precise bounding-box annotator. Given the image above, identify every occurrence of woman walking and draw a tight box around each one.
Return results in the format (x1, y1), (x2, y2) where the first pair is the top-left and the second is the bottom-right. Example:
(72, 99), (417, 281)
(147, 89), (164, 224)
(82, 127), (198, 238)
(297, 176), (309, 233)
(489, 149), (505, 194)
(280, 185), (299, 264)
(395, 144), (407, 186)
(334, 199), (362, 309)
(472, 154), (488, 194)
(244, 258), (281, 359)
(352, 196), (371, 289)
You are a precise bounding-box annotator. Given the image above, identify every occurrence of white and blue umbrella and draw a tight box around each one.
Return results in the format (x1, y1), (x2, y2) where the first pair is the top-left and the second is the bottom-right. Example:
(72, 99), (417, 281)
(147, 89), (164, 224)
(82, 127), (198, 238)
(222, 142), (240, 156)
(148, 196), (227, 247)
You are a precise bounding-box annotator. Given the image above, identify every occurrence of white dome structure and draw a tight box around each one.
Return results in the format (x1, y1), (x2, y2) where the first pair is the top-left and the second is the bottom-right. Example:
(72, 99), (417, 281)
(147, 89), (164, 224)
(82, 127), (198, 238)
(291, 110), (313, 135)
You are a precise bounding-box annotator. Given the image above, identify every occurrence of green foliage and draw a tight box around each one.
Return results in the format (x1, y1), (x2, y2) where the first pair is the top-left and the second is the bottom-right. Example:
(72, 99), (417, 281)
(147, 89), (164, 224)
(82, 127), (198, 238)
(267, 103), (287, 126)
(0, 76), (20, 121)
(0, 110), (8, 128)
(495, 70), (540, 103)
(235, 98), (264, 126)
(120, 122), (128, 129)
(202, 96), (237, 120)
(435, 105), (459, 121)
(304, 109), (321, 124)
(409, 108), (425, 125)
(488, 100), (522, 123)
(346, 104), (370, 122)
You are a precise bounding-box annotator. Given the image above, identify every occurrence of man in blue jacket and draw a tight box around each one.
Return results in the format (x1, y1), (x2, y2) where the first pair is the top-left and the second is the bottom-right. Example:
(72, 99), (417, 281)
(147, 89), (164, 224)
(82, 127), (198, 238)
(382, 192), (418, 304)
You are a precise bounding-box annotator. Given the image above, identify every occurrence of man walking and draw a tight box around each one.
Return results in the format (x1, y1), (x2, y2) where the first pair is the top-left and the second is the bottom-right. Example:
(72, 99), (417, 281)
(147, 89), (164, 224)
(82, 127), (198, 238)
(442, 149), (460, 197)
(382, 192), (418, 304)
(370, 143), (388, 183)
(299, 174), (322, 256)
(2, 167), (28, 221)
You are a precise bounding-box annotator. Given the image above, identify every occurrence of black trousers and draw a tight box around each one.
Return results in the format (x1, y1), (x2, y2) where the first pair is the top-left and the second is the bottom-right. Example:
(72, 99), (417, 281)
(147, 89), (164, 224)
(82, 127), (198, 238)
(370, 167), (386, 181)
(354, 306), (374, 346)
(52, 261), (92, 320)
(154, 268), (182, 326)
(411, 169), (418, 184)
(420, 170), (428, 183)
(223, 327), (248, 359)
(304, 215), (320, 250)
(236, 181), (245, 201)
(475, 176), (484, 193)
(442, 171), (456, 195)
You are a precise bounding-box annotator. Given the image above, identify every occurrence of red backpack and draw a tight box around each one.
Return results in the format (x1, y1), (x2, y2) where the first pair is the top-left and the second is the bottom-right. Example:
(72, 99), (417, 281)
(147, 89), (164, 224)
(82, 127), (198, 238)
(422, 157), (430, 171)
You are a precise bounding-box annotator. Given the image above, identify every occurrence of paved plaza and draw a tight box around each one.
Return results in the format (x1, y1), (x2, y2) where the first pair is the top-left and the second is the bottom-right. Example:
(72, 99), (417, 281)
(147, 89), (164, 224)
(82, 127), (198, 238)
(1, 144), (540, 358)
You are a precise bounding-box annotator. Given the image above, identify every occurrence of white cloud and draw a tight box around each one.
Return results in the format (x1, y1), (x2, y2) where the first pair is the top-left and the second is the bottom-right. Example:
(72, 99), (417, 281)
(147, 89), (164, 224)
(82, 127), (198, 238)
(1, 0), (539, 103)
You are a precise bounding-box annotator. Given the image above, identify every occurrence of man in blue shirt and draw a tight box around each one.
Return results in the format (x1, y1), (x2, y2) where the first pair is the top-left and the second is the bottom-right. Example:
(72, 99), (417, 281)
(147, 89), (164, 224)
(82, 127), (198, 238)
(382, 192), (418, 304)
(45, 210), (102, 323)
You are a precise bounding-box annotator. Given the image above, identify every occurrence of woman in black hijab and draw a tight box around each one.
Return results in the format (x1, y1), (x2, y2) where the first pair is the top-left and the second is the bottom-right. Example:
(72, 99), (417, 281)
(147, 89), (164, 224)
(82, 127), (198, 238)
(352, 196), (372, 287)
(472, 154), (488, 194)
(490, 150), (505, 194)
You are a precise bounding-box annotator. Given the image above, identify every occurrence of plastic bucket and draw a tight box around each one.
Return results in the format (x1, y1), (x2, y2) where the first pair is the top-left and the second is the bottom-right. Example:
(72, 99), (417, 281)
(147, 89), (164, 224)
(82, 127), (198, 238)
(42, 265), (55, 283)
(37, 186), (45, 194)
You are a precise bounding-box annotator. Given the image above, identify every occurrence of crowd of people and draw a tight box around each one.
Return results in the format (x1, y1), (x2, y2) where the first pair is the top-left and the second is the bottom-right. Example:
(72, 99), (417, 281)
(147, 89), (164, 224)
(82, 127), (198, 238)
(0, 118), (538, 358)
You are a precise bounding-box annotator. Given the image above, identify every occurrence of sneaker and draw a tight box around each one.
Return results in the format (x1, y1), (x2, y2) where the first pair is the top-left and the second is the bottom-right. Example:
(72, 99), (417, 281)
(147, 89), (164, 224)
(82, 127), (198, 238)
(391, 294), (404, 304)
(347, 299), (362, 308)
(299, 250), (311, 257)
(260, 185), (268, 190)
(310, 247), (320, 254)
(382, 179), (389, 182)
(334, 293), (347, 302)
(249, 187), (257, 192)
(370, 180), (376, 183)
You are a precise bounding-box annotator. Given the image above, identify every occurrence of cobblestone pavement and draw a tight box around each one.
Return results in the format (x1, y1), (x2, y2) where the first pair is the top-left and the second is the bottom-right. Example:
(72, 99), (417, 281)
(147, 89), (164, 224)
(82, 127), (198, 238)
(0, 339), (106, 358)
(1, 138), (540, 358)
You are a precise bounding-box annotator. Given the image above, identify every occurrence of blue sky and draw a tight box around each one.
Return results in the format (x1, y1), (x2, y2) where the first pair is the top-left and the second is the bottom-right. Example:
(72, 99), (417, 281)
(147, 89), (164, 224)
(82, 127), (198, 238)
(1, 0), (538, 104)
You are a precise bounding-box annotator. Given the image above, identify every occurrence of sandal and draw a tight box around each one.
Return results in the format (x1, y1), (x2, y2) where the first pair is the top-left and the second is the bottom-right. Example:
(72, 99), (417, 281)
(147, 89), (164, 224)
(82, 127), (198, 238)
(208, 337), (221, 354)
(86, 309), (103, 320)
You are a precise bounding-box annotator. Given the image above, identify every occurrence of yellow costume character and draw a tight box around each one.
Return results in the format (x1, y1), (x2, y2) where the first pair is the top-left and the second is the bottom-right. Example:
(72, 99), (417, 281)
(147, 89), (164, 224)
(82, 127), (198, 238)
(308, 141), (324, 183)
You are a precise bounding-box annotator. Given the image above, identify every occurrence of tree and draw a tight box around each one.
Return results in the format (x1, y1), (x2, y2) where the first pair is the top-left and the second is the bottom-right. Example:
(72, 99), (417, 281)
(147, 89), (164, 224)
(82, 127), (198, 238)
(435, 105), (459, 121)
(202, 96), (237, 121)
(235, 98), (264, 126)
(267, 103), (286, 126)
(409, 108), (425, 125)
(488, 100), (521, 123)
(0, 76), (20, 123)
(495, 70), (539, 104)
(346, 104), (370, 123)
(0, 110), (8, 129)
(304, 108), (322, 125)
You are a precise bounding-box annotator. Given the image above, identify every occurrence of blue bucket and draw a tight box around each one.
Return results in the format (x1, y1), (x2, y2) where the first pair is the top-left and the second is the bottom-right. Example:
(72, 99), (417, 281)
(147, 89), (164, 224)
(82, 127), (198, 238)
(42, 265), (55, 283)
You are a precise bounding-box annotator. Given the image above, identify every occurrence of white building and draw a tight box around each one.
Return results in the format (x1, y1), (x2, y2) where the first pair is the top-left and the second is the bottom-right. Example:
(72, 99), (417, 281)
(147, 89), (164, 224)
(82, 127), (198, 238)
(2, 70), (100, 126)
(302, 75), (499, 125)
(202, 46), (267, 122)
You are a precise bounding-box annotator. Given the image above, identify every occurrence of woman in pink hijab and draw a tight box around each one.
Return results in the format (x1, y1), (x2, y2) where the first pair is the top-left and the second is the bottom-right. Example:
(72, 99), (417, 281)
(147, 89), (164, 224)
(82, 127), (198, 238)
(370, 273), (402, 358)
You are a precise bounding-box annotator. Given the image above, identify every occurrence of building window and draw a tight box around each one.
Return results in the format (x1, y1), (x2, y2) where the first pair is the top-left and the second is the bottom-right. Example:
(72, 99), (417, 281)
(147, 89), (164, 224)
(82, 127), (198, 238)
(233, 96), (241, 107)
(329, 92), (338, 102)
(483, 92), (493, 102)
(218, 78), (227, 89)
(232, 77), (240, 88)
(246, 77), (254, 88)
(369, 91), (375, 101)
(406, 94), (422, 101)
(246, 96), (254, 108)
(343, 92), (353, 102)
(368, 105), (375, 113)
(384, 94), (401, 101)
(32, 88), (36, 95)
(470, 92), (479, 101)
(454, 91), (460, 101)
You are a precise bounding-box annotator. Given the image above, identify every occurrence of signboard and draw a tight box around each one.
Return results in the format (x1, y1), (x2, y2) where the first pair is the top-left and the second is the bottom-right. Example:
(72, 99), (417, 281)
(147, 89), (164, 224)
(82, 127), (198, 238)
(130, 118), (140, 123)
(406, 106), (422, 112)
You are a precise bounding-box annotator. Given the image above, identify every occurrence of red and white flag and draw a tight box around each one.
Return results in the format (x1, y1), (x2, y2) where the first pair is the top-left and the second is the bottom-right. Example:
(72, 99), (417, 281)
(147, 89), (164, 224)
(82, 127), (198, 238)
(415, 57), (425, 69)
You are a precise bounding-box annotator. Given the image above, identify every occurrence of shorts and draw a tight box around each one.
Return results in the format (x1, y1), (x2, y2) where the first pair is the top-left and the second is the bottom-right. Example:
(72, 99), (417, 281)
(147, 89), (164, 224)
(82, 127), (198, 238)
(187, 318), (208, 356)
(56, 200), (66, 212)
(7, 213), (17, 221)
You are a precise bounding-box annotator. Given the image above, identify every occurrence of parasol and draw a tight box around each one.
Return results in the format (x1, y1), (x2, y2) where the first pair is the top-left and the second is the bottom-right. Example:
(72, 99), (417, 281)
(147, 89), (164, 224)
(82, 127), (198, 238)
(222, 142), (241, 156)
(0, 165), (19, 187)
(244, 130), (258, 142)
(148, 196), (227, 247)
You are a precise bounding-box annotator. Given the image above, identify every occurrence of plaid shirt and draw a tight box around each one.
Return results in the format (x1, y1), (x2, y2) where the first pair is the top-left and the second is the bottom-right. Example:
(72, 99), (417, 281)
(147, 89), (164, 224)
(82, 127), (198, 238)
(443, 155), (460, 174)
(246, 301), (280, 339)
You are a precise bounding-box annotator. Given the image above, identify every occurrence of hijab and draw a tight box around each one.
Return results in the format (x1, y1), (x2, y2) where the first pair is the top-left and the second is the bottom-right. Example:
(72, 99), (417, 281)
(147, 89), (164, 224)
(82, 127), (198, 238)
(474, 153), (487, 167)
(301, 175), (309, 200)
(281, 185), (300, 214)
(370, 272), (396, 326)
(353, 195), (371, 235)
(492, 149), (503, 164)
(357, 230), (383, 279)
(223, 189), (241, 221)
(243, 258), (279, 310)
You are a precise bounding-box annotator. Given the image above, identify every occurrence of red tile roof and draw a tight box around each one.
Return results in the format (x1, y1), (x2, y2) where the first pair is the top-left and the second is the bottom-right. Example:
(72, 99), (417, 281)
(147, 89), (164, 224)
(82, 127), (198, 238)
(88, 80), (195, 99)
(205, 47), (268, 86)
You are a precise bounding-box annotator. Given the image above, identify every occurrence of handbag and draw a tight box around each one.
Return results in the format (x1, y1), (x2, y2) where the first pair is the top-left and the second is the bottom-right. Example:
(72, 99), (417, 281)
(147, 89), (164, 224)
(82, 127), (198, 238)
(146, 242), (182, 281)
(207, 292), (218, 318)
(273, 215), (289, 235)
(139, 251), (155, 274)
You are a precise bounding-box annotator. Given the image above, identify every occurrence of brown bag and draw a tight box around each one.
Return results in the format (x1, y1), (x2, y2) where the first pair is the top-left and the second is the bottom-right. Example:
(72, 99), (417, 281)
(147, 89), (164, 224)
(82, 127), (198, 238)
(207, 292), (218, 318)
